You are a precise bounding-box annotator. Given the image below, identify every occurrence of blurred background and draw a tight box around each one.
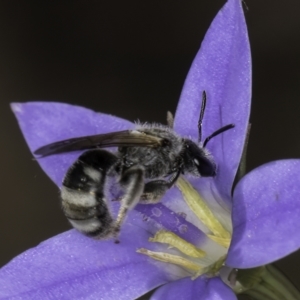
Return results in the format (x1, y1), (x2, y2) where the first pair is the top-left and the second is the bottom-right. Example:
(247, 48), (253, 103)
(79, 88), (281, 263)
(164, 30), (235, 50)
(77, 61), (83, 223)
(1, 0), (300, 293)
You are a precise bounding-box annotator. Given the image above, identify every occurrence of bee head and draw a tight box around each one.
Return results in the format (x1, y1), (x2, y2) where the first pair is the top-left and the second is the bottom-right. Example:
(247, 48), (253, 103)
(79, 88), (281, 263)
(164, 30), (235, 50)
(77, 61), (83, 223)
(183, 139), (216, 177)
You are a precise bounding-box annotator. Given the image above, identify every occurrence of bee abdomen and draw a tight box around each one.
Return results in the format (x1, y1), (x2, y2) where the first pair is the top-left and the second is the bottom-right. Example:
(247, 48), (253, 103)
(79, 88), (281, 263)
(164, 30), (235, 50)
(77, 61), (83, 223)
(61, 187), (113, 238)
(61, 150), (118, 238)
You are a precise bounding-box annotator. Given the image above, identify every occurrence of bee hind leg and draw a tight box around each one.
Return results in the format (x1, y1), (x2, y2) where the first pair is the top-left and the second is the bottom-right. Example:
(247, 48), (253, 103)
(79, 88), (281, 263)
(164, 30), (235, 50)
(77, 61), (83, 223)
(113, 166), (145, 237)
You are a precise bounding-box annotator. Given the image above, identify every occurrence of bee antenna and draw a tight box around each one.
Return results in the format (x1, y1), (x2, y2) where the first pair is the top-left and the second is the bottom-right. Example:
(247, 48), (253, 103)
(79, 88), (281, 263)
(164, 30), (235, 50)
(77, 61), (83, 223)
(203, 124), (235, 148)
(198, 91), (207, 143)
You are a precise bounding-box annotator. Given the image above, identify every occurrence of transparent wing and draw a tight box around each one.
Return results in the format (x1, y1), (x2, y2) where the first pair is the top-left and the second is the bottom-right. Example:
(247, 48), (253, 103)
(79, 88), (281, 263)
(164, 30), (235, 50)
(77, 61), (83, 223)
(34, 130), (163, 157)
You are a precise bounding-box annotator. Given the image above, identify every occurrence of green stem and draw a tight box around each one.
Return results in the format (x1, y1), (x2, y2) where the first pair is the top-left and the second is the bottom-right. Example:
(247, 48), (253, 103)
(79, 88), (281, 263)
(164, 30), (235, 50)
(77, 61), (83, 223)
(236, 265), (300, 300)
(255, 282), (283, 300)
(265, 265), (300, 299)
(244, 289), (276, 300)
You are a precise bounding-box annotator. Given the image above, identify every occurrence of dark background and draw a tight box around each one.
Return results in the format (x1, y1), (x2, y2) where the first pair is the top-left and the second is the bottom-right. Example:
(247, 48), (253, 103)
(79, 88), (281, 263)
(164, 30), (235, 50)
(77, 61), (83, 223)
(1, 0), (300, 293)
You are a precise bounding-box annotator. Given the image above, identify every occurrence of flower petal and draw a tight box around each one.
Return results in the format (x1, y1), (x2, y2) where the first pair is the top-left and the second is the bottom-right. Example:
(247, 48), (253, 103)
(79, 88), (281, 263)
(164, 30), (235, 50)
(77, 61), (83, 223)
(227, 160), (300, 268)
(11, 102), (133, 186)
(174, 0), (251, 203)
(151, 276), (237, 300)
(0, 211), (176, 300)
(136, 195), (207, 245)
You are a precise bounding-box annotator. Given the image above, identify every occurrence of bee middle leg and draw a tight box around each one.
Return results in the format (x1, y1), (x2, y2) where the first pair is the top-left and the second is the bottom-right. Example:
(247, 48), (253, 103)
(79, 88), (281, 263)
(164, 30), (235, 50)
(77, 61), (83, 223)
(139, 180), (171, 204)
(140, 169), (182, 204)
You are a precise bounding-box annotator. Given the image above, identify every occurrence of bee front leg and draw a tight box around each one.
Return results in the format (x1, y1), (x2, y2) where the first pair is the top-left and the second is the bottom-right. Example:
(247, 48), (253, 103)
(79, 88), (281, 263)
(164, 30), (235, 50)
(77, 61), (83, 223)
(113, 166), (145, 238)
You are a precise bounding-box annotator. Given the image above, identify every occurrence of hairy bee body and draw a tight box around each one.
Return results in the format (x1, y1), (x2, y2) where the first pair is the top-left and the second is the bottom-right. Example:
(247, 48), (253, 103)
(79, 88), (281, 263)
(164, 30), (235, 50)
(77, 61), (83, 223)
(59, 124), (209, 238)
(119, 125), (184, 178)
(34, 92), (234, 240)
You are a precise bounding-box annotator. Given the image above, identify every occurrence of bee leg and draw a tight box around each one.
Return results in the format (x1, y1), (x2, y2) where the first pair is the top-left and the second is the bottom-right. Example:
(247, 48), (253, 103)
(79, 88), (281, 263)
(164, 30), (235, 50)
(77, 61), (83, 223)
(61, 149), (118, 239)
(140, 169), (182, 204)
(113, 166), (145, 237)
(140, 180), (170, 203)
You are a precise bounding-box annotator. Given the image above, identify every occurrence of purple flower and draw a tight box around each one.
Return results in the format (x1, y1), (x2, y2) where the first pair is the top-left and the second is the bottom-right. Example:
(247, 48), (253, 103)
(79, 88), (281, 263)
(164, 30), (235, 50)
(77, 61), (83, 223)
(2, 0), (300, 299)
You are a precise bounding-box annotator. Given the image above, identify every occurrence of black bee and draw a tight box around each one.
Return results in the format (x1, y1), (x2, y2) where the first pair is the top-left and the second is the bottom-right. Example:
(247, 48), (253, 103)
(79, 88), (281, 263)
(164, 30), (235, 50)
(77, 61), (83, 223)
(34, 91), (234, 240)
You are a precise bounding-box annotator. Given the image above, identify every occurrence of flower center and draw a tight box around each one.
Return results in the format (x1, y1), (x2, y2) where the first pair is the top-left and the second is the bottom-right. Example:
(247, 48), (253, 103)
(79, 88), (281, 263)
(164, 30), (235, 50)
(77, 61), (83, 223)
(137, 176), (232, 279)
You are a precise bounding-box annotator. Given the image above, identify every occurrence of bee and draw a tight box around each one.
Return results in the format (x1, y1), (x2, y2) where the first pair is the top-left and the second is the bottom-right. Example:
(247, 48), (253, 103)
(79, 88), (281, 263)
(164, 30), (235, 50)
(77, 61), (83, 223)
(34, 91), (234, 240)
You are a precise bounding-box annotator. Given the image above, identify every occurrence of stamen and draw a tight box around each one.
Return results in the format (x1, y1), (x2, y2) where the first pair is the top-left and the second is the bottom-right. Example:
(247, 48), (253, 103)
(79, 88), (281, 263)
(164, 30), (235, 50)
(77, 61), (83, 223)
(207, 234), (231, 248)
(176, 177), (231, 239)
(149, 230), (206, 258)
(137, 248), (202, 272)
(137, 177), (232, 279)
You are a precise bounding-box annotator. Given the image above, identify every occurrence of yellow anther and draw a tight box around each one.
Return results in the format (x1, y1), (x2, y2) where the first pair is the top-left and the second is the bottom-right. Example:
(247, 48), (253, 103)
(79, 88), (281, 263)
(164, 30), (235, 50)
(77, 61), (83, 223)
(137, 248), (202, 272)
(176, 177), (231, 239)
(207, 234), (231, 248)
(149, 230), (206, 258)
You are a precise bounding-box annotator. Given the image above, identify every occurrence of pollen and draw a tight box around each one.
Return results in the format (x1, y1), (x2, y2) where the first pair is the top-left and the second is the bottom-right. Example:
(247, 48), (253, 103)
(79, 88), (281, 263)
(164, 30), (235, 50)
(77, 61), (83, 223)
(207, 234), (231, 248)
(149, 230), (206, 258)
(137, 248), (202, 273)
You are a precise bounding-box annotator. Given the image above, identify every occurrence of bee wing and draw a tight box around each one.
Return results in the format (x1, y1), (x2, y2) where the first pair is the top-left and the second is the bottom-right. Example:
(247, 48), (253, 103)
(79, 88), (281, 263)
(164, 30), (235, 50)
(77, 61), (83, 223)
(34, 130), (163, 157)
